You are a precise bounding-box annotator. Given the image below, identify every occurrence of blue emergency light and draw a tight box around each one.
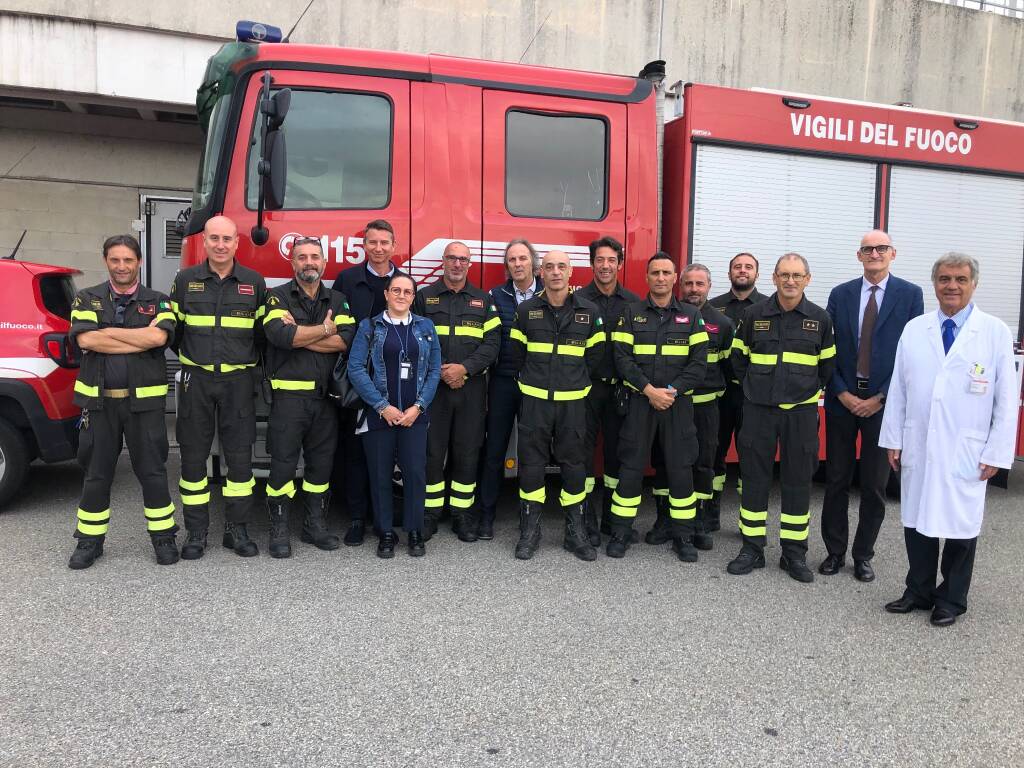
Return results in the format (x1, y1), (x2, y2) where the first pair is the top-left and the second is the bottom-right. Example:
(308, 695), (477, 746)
(236, 20), (283, 43)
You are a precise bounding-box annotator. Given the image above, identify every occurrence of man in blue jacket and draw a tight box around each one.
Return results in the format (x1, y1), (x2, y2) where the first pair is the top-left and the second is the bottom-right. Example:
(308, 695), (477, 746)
(820, 230), (924, 582)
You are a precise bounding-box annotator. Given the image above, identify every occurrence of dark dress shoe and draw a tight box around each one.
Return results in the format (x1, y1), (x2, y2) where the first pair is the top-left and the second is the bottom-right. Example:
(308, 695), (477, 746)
(780, 554), (814, 583)
(854, 559), (875, 582)
(930, 608), (957, 627)
(477, 519), (494, 540)
(343, 519), (366, 547)
(884, 595), (931, 614)
(818, 553), (844, 575)
(408, 530), (426, 557)
(377, 531), (396, 559)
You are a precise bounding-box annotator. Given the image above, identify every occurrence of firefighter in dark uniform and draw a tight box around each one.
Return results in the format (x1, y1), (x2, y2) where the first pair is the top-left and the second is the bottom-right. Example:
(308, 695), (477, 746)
(170, 215), (267, 560)
(707, 252), (767, 532)
(66, 235), (179, 569)
(611, 253), (708, 561)
(575, 236), (640, 546)
(506, 250), (605, 561)
(261, 237), (356, 557)
(412, 241), (500, 542)
(648, 264), (734, 550)
(727, 253), (836, 582)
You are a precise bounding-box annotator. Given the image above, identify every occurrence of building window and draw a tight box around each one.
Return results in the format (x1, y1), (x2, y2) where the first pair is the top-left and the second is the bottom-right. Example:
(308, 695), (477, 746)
(505, 110), (608, 220)
(247, 90), (392, 210)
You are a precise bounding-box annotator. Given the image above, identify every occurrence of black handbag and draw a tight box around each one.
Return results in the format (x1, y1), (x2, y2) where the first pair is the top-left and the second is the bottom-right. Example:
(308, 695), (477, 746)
(329, 353), (363, 409)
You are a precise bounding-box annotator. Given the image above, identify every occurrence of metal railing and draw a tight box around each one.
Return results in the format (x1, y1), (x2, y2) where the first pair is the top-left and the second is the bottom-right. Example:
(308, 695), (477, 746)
(930, 0), (1024, 18)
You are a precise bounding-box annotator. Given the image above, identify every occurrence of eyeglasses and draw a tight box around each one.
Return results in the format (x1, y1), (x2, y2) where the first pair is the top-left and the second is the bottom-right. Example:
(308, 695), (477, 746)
(388, 287), (415, 297)
(292, 236), (322, 248)
(775, 273), (807, 282)
(859, 245), (892, 256)
(444, 255), (471, 265)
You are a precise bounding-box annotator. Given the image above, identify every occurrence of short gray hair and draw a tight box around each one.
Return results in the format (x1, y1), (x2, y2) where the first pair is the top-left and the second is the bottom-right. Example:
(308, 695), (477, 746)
(775, 252), (810, 275)
(931, 251), (979, 285)
(504, 238), (540, 276)
(682, 263), (712, 282)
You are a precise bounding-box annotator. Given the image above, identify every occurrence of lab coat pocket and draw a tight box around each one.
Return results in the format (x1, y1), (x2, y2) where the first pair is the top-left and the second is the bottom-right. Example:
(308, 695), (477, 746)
(899, 424), (919, 468)
(952, 430), (987, 481)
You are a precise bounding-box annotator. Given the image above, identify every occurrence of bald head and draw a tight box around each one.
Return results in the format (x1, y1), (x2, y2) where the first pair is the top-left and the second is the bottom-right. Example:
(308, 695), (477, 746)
(203, 215), (239, 271)
(541, 250), (572, 295)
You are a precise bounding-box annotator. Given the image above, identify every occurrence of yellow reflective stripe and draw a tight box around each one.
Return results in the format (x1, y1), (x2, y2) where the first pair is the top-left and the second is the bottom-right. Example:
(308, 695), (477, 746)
(450, 480), (475, 494)
(780, 391), (822, 410)
(454, 325), (484, 338)
(520, 486), (546, 502)
(819, 344), (836, 360)
(153, 312), (176, 325)
(74, 380), (99, 398)
(731, 338), (750, 356)
(184, 314), (216, 327)
(144, 503), (175, 519)
(712, 475), (726, 492)
(267, 481), (296, 498)
(695, 491), (713, 500)
(559, 488), (587, 506)
(77, 521), (109, 535)
(263, 309), (288, 325)
(424, 498), (445, 508)
(335, 314), (356, 326)
(449, 495), (475, 508)
(611, 331), (634, 345)
(780, 528), (810, 541)
(135, 384), (168, 398)
(661, 346), (689, 356)
(77, 508), (110, 522)
(740, 508), (768, 521)
(171, 301), (181, 317)
(178, 354), (214, 372)
(651, 487), (668, 497)
(692, 391), (723, 404)
(526, 342), (553, 353)
(633, 344), (657, 355)
(706, 351), (720, 363)
(584, 477), (596, 494)
(518, 382), (590, 400)
(180, 492), (210, 505)
(518, 382), (547, 399)
(434, 325), (451, 336)
(302, 479), (329, 493)
(179, 477), (208, 491)
(669, 493), (698, 508)
(739, 522), (767, 537)
(255, 305), (267, 319)
(148, 517), (176, 531)
(780, 512), (811, 525)
(669, 506), (697, 520)
(586, 331), (605, 347)
(689, 331), (709, 346)
(556, 344), (584, 357)
(553, 386), (589, 401)
(425, 481), (446, 493)
(221, 316), (255, 329)
(71, 309), (98, 322)
(603, 476), (618, 489)
(483, 316), (501, 332)
(271, 379), (316, 391)
(610, 505), (637, 518)
(223, 477), (256, 497)
(782, 351), (818, 366)
(750, 353), (777, 365)
(220, 362), (255, 373)
(509, 328), (528, 344)
(612, 491), (641, 506)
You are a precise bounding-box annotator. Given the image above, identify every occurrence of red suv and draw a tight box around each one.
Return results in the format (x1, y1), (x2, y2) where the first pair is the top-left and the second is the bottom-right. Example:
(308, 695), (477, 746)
(0, 259), (82, 507)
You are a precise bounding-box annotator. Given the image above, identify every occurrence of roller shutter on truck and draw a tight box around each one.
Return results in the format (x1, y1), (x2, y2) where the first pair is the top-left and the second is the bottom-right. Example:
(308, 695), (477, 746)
(689, 144), (876, 307)
(886, 166), (1024, 338)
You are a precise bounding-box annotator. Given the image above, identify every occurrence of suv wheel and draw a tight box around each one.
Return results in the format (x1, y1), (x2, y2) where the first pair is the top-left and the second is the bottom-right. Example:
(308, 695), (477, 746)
(0, 417), (30, 509)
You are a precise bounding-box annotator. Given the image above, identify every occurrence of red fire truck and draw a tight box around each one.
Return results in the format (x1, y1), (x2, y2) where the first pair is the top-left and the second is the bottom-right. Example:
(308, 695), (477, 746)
(182, 30), (1024, 460)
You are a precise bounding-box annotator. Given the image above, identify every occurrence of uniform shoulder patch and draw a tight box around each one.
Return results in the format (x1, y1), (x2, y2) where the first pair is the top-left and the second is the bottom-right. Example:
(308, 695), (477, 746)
(753, 320), (771, 331)
(802, 319), (820, 332)
(674, 315), (690, 324)
(237, 284), (254, 295)
(72, 296), (82, 308)
(268, 295), (280, 306)
(705, 323), (719, 334)
(138, 304), (156, 315)
(574, 312), (590, 325)
(469, 298), (484, 309)
(425, 296), (440, 305)
(187, 281), (205, 292)
(528, 309), (544, 320)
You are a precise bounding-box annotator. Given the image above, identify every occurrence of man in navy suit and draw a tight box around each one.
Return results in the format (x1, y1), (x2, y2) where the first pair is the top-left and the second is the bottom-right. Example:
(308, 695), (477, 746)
(820, 230), (924, 581)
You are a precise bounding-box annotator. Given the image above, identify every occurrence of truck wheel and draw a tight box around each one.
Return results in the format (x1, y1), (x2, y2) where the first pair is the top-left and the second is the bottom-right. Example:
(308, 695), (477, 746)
(0, 417), (30, 509)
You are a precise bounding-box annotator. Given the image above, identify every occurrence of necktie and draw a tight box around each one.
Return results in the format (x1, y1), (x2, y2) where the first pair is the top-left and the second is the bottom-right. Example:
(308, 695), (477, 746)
(942, 318), (956, 355)
(857, 285), (879, 377)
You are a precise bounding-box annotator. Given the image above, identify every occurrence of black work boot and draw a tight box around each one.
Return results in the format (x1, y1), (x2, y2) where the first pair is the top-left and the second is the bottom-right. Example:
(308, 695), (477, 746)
(704, 494), (722, 533)
(584, 492), (601, 547)
(180, 529), (207, 560)
(645, 495), (672, 545)
(422, 513), (440, 543)
(780, 553), (815, 583)
(151, 533), (180, 565)
(223, 522), (259, 557)
(68, 538), (104, 570)
(343, 518), (365, 547)
(514, 501), (542, 560)
(670, 520), (698, 562)
(727, 547), (766, 575)
(456, 509), (479, 543)
(267, 499), (292, 558)
(563, 503), (597, 561)
(692, 501), (714, 551)
(606, 522), (633, 558)
(301, 493), (340, 551)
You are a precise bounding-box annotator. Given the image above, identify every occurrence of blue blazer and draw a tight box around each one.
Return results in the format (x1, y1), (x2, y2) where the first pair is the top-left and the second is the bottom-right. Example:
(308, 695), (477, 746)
(824, 274), (924, 413)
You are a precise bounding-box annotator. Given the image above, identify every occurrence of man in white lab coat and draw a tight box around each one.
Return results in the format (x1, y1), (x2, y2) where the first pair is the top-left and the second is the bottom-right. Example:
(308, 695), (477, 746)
(879, 252), (1018, 627)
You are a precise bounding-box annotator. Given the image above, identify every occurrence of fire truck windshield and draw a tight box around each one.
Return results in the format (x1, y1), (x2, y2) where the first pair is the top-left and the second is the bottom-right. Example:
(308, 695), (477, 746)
(192, 95), (230, 211)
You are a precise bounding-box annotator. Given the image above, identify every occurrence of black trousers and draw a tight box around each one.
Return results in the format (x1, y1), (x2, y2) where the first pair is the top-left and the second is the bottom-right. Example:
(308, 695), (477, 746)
(821, 406), (890, 561)
(425, 375), (487, 517)
(584, 379), (624, 501)
(479, 374), (522, 520)
(332, 407), (372, 524)
(517, 396), (586, 507)
(614, 393), (698, 534)
(267, 395), (338, 503)
(363, 422), (427, 534)
(75, 399), (176, 539)
(652, 399), (717, 524)
(176, 371), (256, 530)
(902, 527), (977, 615)
(712, 383), (745, 497)
(738, 403), (818, 557)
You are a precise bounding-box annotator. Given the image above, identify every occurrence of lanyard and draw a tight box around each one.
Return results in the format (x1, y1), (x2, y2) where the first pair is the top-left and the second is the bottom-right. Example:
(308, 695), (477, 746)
(386, 314), (412, 361)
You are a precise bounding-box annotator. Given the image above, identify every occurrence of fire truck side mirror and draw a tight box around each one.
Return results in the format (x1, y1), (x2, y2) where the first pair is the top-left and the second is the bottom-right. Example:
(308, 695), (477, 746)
(268, 88), (290, 130)
(262, 129), (287, 211)
(252, 77), (290, 245)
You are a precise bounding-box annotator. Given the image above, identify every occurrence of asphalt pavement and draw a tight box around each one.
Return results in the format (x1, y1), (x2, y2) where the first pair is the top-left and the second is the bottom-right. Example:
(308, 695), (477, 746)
(1, 454), (1022, 768)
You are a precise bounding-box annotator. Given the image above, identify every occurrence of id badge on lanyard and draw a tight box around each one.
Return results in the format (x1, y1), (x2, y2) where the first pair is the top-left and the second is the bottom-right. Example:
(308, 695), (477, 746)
(400, 355), (412, 381)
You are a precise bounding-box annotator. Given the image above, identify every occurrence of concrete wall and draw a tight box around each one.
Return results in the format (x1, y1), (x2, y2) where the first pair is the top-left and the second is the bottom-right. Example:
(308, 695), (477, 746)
(3, 0), (1023, 122)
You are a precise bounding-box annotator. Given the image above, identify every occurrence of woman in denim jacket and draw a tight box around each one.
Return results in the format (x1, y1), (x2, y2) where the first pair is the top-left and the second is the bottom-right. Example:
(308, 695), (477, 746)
(348, 274), (441, 558)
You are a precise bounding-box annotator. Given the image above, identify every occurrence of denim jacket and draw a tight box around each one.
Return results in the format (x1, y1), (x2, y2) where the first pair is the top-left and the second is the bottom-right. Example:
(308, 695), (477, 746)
(348, 312), (441, 414)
